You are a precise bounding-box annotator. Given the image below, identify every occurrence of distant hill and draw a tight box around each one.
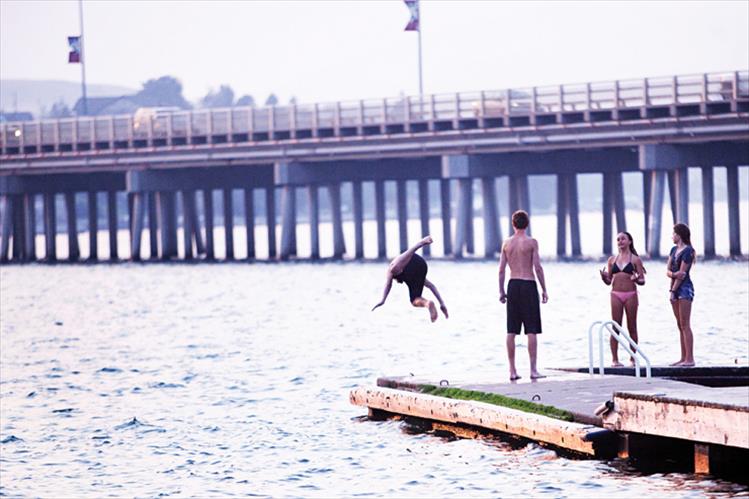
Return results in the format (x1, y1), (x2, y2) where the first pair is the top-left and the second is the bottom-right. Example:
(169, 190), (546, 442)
(0, 79), (136, 118)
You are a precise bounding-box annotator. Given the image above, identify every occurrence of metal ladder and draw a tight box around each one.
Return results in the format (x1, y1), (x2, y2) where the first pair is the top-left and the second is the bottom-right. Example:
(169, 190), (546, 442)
(587, 320), (652, 378)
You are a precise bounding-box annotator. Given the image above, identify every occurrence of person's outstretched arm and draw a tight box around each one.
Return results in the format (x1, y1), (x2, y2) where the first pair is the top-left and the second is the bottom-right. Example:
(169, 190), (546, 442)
(372, 273), (394, 311)
(532, 240), (548, 303)
(498, 244), (508, 303)
(424, 279), (448, 318)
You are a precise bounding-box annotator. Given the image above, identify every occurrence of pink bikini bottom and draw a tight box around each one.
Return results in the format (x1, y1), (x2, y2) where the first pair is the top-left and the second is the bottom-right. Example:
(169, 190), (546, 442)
(611, 290), (638, 304)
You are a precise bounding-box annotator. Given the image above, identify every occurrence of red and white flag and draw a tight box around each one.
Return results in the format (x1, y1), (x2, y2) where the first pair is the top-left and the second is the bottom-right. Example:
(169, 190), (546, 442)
(68, 36), (81, 63)
(404, 0), (419, 31)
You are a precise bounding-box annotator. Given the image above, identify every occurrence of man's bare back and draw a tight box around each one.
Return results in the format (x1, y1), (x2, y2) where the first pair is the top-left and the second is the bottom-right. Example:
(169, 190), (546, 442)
(502, 233), (538, 281)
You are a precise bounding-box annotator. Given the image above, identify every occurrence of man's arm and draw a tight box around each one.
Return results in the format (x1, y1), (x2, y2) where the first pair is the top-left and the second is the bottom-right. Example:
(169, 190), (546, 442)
(424, 279), (448, 318)
(372, 273), (394, 311)
(498, 244), (508, 303)
(532, 239), (548, 303)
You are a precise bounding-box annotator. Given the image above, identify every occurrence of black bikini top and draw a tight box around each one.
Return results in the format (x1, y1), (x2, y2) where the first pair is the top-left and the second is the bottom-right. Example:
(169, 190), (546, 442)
(612, 259), (634, 275)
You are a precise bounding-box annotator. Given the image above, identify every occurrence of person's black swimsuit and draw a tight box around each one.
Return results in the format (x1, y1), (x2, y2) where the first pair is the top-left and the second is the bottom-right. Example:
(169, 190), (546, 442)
(611, 258), (634, 275)
(395, 254), (428, 303)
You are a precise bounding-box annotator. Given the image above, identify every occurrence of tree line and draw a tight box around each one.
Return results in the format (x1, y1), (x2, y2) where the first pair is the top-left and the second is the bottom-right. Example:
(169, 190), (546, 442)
(48, 75), (295, 118)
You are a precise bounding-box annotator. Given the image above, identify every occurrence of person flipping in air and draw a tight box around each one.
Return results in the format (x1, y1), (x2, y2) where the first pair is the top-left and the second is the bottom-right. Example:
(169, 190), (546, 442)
(371, 235), (449, 323)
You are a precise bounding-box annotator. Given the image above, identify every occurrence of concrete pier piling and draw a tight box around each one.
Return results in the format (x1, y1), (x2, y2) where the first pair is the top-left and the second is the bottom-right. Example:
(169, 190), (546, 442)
(223, 188), (234, 260)
(203, 189), (215, 260)
(24, 194), (36, 261)
(418, 179), (431, 258)
(352, 182), (364, 259)
(308, 185), (320, 260)
(481, 177), (500, 258)
(440, 179), (452, 258)
(375, 180), (386, 259)
(64, 192), (79, 261)
(726, 165), (742, 257)
(0, 195), (12, 262)
(87, 192), (98, 261)
(556, 175), (568, 257)
(107, 191), (117, 261)
(147, 192), (159, 259)
(646, 170), (666, 258)
(701, 167), (715, 258)
(244, 188), (255, 260)
(396, 180), (408, 253)
(265, 187), (276, 259)
(329, 183), (346, 259)
(130, 192), (146, 261)
(280, 185), (296, 260)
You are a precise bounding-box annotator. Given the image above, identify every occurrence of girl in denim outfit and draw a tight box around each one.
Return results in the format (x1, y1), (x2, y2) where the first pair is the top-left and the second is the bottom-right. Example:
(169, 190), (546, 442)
(667, 223), (696, 366)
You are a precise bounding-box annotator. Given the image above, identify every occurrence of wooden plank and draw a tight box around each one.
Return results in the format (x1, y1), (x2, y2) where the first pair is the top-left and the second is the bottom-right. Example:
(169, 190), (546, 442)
(350, 386), (604, 456)
(694, 443), (710, 474)
(605, 389), (749, 448)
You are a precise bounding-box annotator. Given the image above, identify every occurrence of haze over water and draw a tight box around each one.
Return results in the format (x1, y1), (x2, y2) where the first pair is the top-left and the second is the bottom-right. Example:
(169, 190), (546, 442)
(2, 214), (749, 497)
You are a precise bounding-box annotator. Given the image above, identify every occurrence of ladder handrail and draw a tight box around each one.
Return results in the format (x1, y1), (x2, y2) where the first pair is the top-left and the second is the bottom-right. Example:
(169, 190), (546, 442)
(588, 320), (652, 378)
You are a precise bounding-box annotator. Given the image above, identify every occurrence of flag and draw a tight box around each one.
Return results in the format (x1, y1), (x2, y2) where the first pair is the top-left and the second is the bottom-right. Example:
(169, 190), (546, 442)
(68, 36), (81, 63)
(404, 0), (419, 31)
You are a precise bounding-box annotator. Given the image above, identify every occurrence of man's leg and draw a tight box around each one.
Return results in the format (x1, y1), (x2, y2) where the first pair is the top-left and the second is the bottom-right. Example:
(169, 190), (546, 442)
(528, 333), (544, 379)
(389, 235), (433, 274)
(506, 334), (519, 380)
(412, 296), (438, 322)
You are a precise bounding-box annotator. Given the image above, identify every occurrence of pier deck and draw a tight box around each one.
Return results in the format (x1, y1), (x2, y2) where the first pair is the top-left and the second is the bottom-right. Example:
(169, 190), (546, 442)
(350, 368), (749, 472)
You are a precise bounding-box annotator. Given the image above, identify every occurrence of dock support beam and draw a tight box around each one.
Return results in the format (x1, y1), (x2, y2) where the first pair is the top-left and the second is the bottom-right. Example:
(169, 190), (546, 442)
(181, 190), (195, 260)
(701, 167), (715, 259)
(64, 192), (79, 261)
(309, 185), (320, 260)
(375, 180), (386, 258)
(482, 177), (500, 258)
(159, 192), (178, 259)
(726, 165), (741, 256)
(694, 443), (710, 474)
(643, 173), (651, 251)
(107, 191), (117, 261)
(418, 179), (430, 257)
(11, 196), (24, 261)
(244, 188), (255, 260)
(223, 188), (234, 260)
(397, 180), (408, 253)
(203, 190), (215, 260)
(668, 168), (689, 224)
(353, 181), (364, 259)
(602, 173), (613, 255)
(87, 192), (97, 261)
(613, 172), (626, 233)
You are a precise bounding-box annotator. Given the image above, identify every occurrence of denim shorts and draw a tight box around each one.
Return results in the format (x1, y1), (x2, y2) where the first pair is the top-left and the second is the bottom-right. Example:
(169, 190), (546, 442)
(675, 281), (695, 301)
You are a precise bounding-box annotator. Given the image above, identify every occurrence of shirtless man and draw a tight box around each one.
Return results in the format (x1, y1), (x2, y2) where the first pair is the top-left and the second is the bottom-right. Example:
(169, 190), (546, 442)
(372, 235), (449, 323)
(498, 210), (548, 380)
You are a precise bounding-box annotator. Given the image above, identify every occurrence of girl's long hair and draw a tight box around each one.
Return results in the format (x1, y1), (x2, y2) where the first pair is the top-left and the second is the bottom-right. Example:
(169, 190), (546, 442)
(674, 223), (696, 264)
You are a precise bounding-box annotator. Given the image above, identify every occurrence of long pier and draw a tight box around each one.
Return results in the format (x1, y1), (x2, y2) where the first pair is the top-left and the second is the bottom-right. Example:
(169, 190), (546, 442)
(1, 70), (748, 263)
(350, 369), (749, 478)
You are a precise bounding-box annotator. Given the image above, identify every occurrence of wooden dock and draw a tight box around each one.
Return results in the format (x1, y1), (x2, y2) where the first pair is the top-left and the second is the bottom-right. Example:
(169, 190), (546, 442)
(350, 368), (749, 477)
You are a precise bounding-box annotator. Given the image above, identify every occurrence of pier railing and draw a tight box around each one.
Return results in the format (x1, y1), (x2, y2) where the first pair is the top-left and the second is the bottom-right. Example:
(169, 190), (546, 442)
(1, 70), (747, 157)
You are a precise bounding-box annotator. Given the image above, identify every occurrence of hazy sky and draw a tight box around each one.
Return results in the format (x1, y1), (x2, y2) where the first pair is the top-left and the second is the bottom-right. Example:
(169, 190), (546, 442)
(1, 0), (748, 104)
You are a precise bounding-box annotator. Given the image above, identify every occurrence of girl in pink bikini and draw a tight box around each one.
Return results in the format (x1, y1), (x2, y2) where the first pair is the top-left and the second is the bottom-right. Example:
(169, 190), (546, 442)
(599, 232), (646, 367)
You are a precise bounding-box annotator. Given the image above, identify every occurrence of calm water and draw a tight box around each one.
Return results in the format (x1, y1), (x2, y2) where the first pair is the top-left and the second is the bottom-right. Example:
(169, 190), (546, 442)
(1, 260), (748, 497)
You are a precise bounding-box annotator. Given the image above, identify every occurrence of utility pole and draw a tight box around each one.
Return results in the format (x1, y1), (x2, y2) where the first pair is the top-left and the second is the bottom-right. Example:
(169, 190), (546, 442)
(78, 0), (88, 115)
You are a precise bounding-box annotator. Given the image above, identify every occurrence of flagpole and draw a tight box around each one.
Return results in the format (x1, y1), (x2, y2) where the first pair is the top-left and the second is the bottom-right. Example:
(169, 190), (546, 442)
(78, 0), (88, 115)
(417, 19), (423, 97)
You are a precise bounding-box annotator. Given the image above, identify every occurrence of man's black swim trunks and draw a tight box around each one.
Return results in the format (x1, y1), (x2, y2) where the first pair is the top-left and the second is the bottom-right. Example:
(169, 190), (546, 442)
(507, 278), (542, 334)
(395, 254), (427, 303)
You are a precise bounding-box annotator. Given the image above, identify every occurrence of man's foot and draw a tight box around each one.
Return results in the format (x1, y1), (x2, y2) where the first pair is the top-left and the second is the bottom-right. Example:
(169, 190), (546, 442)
(611, 361), (624, 368)
(670, 360), (685, 366)
(510, 373), (521, 381)
(681, 361), (696, 367)
(530, 372), (546, 379)
(428, 301), (438, 322)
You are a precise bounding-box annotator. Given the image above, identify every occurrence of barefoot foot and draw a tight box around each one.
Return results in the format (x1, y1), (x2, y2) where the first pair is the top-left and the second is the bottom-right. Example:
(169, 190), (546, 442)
(670, 360), (685, 366)
(611, 361), (623, 368)
(510, 373), (522, 381)
(530, 372), (546, 380)
(428, 301), (438, 322)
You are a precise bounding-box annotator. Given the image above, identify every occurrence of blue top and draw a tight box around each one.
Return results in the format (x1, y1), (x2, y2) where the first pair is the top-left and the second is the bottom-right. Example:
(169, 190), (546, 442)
(669, 245), (695, 288)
